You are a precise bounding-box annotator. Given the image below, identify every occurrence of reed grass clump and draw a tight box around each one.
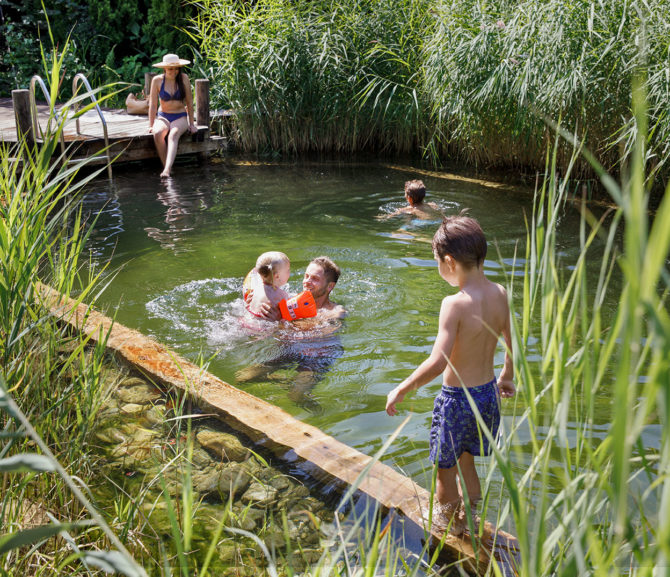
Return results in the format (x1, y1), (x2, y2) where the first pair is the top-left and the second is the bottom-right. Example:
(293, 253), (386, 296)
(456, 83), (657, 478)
(0, 40), (147, 576)
(192, 0), (670, 185)
(472, 87), (670, 574)
(424, 0), (670, 180)
(192, 0), (432, 155)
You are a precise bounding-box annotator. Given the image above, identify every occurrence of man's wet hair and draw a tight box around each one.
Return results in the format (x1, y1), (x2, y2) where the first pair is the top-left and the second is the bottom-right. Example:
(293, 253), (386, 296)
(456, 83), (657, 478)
(404, 180), (426, 204)
(311, 256), (340, 284)
(432, 213), (487, 269)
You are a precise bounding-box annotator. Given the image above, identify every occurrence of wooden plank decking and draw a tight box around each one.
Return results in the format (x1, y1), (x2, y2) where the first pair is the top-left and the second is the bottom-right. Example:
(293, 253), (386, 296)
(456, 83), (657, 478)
(0, 98), (225, 166)
(38, 283), (521, 576)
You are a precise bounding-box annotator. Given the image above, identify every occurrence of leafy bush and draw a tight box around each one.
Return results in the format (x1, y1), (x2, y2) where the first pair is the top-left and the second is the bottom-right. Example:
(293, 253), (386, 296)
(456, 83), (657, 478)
(0, 0), (196, 97)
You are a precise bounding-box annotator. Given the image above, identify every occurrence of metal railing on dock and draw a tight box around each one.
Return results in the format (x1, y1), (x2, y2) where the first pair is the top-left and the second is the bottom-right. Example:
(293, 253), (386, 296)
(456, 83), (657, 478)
(6, 75), (221, 171)
(29, 75), (66, 156)
(72, 73), (113, 179)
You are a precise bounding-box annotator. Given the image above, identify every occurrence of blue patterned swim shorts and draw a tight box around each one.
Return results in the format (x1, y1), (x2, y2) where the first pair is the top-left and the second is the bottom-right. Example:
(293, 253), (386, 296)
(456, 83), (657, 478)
(429, 379), (500, 469)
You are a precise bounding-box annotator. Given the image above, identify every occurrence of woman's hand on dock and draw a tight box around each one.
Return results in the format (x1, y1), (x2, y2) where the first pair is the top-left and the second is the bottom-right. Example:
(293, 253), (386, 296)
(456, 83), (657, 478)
(189, 124), (197, 134)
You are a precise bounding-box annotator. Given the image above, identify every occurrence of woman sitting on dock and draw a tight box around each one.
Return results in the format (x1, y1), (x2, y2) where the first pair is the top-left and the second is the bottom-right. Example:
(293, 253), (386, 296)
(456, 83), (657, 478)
(148, 53), (198, 178)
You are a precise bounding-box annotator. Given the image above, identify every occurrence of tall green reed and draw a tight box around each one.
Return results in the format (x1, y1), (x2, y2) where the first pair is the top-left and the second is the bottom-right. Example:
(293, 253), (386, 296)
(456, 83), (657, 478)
(408, 0), (670, 179)
(475, 79), (670, 574)
(191, 0), (670, 184)
(0, 37), (147, 575)
(191, 0), (432, 156)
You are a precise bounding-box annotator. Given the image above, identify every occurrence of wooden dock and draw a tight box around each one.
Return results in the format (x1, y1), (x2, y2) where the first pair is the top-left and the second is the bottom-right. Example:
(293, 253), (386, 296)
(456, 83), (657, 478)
(0, 84), (225, 170)
(39, 283), (520, 576)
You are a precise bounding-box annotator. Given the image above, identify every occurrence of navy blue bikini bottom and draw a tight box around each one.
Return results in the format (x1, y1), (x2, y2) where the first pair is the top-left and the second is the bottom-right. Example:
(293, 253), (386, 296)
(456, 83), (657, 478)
(157, 110), (187, 123)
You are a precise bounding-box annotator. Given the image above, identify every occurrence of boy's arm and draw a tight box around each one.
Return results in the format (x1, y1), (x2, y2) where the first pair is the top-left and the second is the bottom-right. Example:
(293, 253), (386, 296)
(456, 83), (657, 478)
(498, 293), (515, 398)
(386, 297), (458, 416)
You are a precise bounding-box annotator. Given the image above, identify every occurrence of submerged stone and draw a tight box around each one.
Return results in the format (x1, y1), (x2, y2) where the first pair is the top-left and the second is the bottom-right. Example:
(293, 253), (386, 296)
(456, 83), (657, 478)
(192, 462), (252, 500)
(116, 381), (162, 405)
(190, 446), (214, 468)
(120, 403), (146, 415)
(143, 404), (166, 426)
(197, 429), (250, 462)
(241, 482), (278, 507)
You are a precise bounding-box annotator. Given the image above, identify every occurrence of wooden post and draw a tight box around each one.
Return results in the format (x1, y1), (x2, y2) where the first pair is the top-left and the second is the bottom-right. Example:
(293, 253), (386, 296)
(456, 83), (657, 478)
(144, 72), (155, 99)
(12, 89), (33, 143)
(195, 79), (210, 127)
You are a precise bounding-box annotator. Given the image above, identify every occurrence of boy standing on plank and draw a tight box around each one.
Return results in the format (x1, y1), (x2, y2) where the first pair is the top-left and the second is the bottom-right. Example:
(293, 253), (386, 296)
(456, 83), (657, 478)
(386, 214), (515, 534)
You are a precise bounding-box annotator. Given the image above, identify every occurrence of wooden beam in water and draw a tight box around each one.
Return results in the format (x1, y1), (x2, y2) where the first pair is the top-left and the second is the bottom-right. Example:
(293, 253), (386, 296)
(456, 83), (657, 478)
(38, 284), (520, 576)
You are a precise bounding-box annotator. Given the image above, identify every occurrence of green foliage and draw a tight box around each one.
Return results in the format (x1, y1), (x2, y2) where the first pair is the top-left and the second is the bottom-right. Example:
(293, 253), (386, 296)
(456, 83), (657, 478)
(0, 0), (196, 98)
(193, 0), (670, 183)
(478, 88), (670, 573)
(423, 0), (670, 178)
(0, 41), (147, 576)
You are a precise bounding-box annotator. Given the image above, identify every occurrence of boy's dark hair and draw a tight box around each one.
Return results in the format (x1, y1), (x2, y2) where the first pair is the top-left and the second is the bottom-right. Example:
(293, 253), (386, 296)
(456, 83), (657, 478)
(404, 180), (426, 204)
(311, 256), (340, 284)
(432, 214), (487, 268)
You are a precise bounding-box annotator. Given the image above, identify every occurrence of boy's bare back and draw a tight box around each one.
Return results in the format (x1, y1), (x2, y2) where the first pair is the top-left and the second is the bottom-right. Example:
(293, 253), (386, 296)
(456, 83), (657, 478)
(439, 277), (510, 388)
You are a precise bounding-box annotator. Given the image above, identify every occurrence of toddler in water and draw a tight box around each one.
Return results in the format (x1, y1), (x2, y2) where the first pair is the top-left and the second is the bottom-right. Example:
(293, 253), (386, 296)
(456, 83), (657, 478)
(246, 252), (291, 318)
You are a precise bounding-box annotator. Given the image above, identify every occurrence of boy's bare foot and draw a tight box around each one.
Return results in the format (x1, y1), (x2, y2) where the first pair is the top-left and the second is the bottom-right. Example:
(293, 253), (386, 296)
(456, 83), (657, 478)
(462, 498), (481, 533)
(431, 500), (465, 536)
(160, 171), (171, 179)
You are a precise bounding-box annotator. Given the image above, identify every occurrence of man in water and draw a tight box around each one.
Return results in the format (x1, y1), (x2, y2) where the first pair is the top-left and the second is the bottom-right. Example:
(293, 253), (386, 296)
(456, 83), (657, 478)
(300, 256), (346, 320)
(377, 179), (444, 221)
(252, 256), (346, 321)
(236, 256), (345, 411)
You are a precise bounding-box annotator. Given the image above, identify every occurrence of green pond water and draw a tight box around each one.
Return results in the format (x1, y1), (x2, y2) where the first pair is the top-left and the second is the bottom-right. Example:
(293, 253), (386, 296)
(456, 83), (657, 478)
(80, 158), (657, 515)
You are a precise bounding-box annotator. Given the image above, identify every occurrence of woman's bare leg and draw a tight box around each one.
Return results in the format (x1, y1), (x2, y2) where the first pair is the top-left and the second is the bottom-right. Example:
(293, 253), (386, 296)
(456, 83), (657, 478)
(152, 118), (170, 167)
(161, 116), (188, 178)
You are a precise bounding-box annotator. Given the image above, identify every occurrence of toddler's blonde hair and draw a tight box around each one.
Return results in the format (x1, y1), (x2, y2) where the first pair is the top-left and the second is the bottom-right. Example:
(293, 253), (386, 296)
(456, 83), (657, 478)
(256, 251), (289, 285)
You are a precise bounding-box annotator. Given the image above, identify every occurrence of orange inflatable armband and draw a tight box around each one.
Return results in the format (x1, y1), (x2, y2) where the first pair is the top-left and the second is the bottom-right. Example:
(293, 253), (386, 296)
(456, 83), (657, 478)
(279, 290), (317, 321)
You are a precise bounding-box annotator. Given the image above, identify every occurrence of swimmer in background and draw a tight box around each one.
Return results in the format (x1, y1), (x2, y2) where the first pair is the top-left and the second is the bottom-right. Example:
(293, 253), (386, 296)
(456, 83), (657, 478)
(378, 180), (444, 221)
(246, 251), (291, 318)
(148, 53), (198, 178)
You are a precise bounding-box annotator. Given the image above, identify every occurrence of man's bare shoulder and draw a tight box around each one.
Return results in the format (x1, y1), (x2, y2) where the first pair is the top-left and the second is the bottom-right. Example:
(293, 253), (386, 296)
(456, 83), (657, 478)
(321, 301), (347, 320)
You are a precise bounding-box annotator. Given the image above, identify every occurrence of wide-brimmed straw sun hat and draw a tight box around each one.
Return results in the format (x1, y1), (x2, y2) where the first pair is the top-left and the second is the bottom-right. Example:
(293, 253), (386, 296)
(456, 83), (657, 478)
(153, 53), (190, 68)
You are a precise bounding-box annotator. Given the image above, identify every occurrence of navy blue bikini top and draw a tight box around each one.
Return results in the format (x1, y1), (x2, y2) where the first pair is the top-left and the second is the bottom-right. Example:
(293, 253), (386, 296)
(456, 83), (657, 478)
(159, 76), (183, 101)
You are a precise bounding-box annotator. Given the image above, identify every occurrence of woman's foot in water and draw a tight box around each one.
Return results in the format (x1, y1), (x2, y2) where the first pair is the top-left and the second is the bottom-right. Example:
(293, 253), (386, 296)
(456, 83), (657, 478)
(160, 170), (171, 179)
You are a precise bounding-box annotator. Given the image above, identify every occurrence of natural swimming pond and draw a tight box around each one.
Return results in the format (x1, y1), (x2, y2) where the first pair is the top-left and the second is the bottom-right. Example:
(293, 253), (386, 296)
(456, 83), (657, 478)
(80, 158), (658, 528)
